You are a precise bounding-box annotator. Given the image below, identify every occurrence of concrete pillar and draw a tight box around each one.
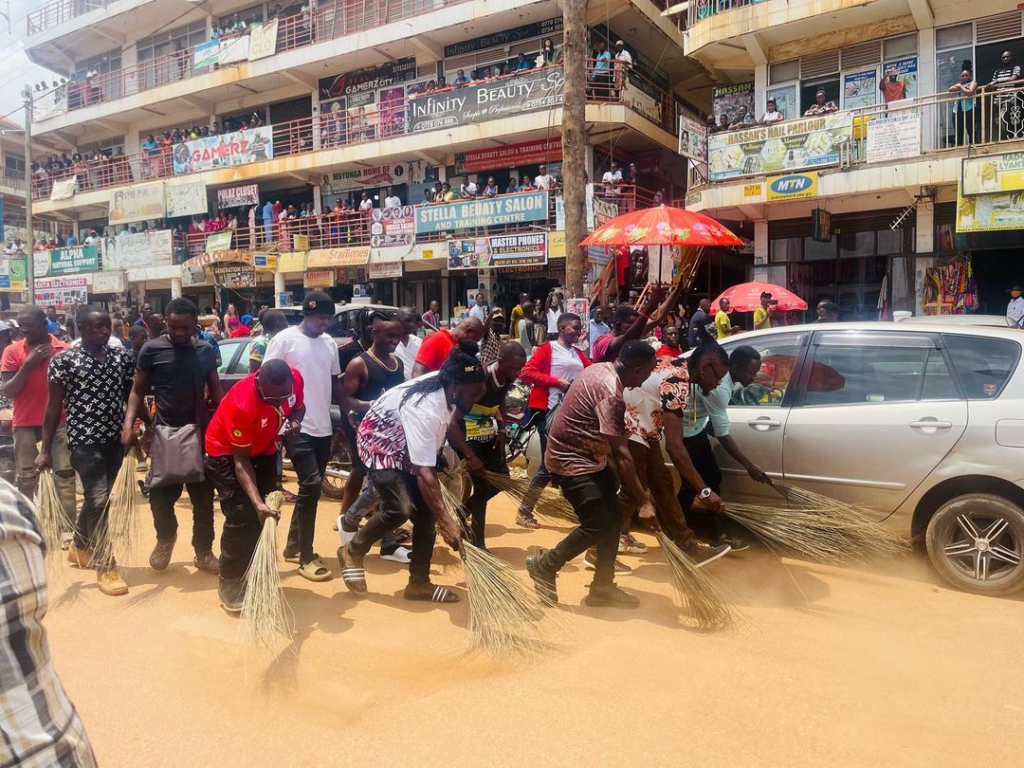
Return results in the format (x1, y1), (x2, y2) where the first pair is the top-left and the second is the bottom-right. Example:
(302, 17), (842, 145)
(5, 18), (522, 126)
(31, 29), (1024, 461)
(754, 219), (769, 261)
(915, 202), (934, 254)
(754, 65), (768, 113)
(917, 28), (936, 152)
(171, 277), (182, 299)
(274, 272), (286, 306)
(441, 273), (450, 321)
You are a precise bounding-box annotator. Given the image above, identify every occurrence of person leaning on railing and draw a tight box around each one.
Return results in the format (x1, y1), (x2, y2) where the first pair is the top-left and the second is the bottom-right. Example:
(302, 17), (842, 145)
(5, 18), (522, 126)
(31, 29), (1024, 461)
(948, 60), (977, 147)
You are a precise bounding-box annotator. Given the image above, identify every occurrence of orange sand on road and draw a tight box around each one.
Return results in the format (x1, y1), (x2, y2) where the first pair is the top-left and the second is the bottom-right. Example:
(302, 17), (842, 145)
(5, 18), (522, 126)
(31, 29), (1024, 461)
(43, 493), (1024, 766)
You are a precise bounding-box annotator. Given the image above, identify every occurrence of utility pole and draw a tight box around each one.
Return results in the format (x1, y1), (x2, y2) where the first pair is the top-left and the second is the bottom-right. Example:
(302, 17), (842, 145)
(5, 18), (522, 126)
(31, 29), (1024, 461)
(21, 86), (34, 300)
(561, 0), (588, 297)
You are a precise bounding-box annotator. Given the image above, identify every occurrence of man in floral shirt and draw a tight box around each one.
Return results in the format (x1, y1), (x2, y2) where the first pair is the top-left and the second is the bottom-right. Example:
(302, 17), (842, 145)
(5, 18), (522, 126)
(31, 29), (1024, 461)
(620, 341), (732, 566)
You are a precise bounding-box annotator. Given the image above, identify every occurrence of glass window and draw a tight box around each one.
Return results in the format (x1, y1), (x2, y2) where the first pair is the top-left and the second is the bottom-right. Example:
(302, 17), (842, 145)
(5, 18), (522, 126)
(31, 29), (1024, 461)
(936, 23), (973, 51)
(884, 34), (918, 58)
(804, 237), (835, 261)
(921, 351), (960, 400)
(877, 228), (905, 255)
(943, 335), (1021, 400)
(228, 341), (254, 374)
(769, 60), (800, 84)
(770, 238), (802, 262)
(723, 333), (808, 407)
(803, 344), (932, 406)
(839, 231), (874, 258)
(217, 340), (243, 374)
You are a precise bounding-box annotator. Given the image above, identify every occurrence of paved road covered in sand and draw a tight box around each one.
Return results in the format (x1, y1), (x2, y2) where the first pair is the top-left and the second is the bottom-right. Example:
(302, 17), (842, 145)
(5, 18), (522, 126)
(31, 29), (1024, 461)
(43, 492), (1024, 766)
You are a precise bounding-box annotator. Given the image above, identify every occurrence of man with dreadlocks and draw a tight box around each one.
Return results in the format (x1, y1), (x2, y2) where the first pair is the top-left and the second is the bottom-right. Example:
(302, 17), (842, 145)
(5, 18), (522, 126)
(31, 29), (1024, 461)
(338, 343), (486, 603)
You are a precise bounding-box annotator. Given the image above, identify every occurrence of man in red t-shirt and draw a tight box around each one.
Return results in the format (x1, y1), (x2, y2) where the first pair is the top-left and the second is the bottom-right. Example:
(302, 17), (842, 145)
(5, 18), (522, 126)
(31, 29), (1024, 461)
(410, 316), (485, 377)
(0, 306), (74, 516)
(204, 359), (305, 611)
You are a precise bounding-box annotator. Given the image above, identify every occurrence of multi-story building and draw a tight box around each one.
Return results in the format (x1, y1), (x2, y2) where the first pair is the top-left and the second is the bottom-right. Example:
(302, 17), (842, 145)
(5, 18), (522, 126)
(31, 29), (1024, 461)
(677, 1), (1024, 319)
(22, 0), (701, 317)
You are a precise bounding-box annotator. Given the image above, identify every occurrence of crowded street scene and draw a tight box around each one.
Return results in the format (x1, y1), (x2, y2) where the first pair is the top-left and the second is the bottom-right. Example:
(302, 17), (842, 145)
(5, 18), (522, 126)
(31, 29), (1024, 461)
(2, 0), (1024, 766)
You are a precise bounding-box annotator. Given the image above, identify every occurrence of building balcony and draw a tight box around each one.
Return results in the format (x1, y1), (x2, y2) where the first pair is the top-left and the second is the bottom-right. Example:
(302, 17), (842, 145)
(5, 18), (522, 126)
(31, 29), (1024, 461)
(684, 81), (1024, 217)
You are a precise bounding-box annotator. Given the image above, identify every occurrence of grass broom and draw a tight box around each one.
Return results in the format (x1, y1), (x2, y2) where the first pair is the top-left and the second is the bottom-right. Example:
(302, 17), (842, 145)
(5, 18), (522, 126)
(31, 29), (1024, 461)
(477, 470), (576, 523)
(93, 450), (141, 569)
(36, 468), (74, 566)
(437, 476), (559, 658)
(657, 533), (737, 631)
(241, 491), (293, 653)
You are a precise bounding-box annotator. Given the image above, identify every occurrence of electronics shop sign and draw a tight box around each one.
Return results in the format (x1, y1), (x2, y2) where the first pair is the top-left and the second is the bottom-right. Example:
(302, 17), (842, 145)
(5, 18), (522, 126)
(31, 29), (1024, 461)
(415, 192), (549, 234)
(409, 68), (564, 133)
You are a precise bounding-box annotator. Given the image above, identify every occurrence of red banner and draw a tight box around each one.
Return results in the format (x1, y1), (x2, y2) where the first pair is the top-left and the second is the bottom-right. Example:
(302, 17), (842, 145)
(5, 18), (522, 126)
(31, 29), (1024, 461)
(456, 138), (562, 174)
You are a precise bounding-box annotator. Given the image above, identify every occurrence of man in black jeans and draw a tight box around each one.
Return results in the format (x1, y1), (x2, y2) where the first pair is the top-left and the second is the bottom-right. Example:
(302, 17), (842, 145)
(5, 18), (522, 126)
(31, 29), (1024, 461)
(122, 298), (222, 574)
(38, 305), (136, 596)
(264, 291), (342, 581)
(526, 341), (658, 609)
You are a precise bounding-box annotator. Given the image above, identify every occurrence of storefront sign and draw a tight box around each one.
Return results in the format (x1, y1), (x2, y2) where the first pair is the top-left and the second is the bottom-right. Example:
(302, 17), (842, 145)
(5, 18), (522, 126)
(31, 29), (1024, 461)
(248, 19), (278, 61)
(181, 264), (208, 287)
(0, 256), (28, 291)
(707, 112), (852, 181)
(744, 183), (763, 197)
(304, 269), (336, 288)
(91, 270), (126, 293)
(865, 111), (921, 164)
(165, 180), (208, 218)
(677, 112), (708, 163)
(277, 251), (307, 272)
(172, 127), (274, 175)
(307, 247), (371, 267)
(101, 230), (174, 270)
(206, 231), (233, 253)
(956, 183), (1024, 233)
(962, 152), (1024, 196)
(811, 208), (833, 242)
(456, 139), (562, 174)
(548, 230), (566, 259)
(35, 246), (99, 278)
(213, 264), (256, 288)
(766, 172), (818, 201)
(292, 234), (310, 252)
(217, 184), (259, 209)
(444, 17), (562, 57)
(324, 164), (406, 191)
(35, 276), (87, 309)
(447, 233), (547, 270)
(416, 192), (548, 234)
(712, 82), (754, 125)
(193, 40), (219, 70)
(370, 206), (415, 248)
(218, 34), (250, 64)
(409, 68), (564, 133)
(50, 176), (77, 202)
(319, 57), (417, 100)
(109, 183), (166, 225)
(368, 261), (403, 279)
(253, 253), (277, 272)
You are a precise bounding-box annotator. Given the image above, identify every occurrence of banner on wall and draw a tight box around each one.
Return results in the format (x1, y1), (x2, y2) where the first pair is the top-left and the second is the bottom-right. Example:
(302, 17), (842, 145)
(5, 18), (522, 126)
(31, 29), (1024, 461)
(368, 261), (403, 279)
(109, 183), (165, 225)
(206, 231), (233, 252)
(35, 277), (87, 309)
(707, 112), (852, 180)
(324, 164), (406, 192)
(369, 206), (415, 248)
(217, 184), (260, 209)
(50, 175), (77, 201)
(248, 19), (278, 61)
(218, 34), (250, 64)
(172, 127), (273, 175)
(882, 56), (918, 100)
(456, 138), (562, 174)
(444, 17), (563, 57)
(33, 246), (100, 278)
(193, 41), (219, 70)
(712, 82), (755, 125)
(677, 112), (708, 162)
(409, 68), (564, 133)
(319, 57), (417, 101)
(304, 269), (336, 288)
(101, 230), (173, 270)
(843, 69), (878, 110)
(447, 233), (547, 270)
(416, 191), (548, 234)
(165, 180), (208, 218)
(956, 183), (1024, 233)
(213, 263), (256, 288)
(962, 152), (1024, 196)
(0, 255), (28, 291)
(865, 110), (921, 163)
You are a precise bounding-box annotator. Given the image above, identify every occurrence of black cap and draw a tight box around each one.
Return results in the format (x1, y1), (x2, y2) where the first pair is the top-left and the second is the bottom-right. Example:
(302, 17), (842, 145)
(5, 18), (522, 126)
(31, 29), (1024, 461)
(302, 290), (335, 315)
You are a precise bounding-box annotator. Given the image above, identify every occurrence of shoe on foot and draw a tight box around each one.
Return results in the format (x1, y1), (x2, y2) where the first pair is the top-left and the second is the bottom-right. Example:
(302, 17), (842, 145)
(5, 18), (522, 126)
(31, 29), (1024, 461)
(137, 479), (150, 498)
(516, 511), (540, 529)
(337, 544), (367, 594)
(681, 540), (732, 567)
(67, 543), (93, 569)
(717, 535), (750, 552)
(282, 546), (301, 563)
(618, 532), (648, 554)
(218, 577), (246, 613)
(282, 489), (298, 503)
(585, 582), (640, 609)
(404, 582), (460, 602)
(380, 544), (412, 564)
(149, 539), (176, 571)
(297, 555), (332, 582)
(193, 551), (221, 574)
(584, 549), (632, 574)
(97, 569), (128, 597)
(525, 550), (558, 604)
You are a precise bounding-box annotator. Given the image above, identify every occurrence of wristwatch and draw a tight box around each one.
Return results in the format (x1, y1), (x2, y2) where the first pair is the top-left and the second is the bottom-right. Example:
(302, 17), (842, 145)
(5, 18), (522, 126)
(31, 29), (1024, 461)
(697, 487), (713, 500)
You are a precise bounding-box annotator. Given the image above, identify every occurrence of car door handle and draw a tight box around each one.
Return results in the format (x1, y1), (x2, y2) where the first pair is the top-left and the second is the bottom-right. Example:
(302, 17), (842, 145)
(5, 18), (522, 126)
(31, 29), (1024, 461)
(909, 419), (953, 430)
(747, 417), (781, 431)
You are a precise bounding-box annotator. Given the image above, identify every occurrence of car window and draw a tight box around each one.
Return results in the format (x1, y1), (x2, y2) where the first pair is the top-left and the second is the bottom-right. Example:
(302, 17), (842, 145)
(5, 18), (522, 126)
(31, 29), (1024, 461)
(802, 344), (957, 405)
(722, 332), (807, 407)
(943, 334), (1021, 399)
(217, 340), (243, 374)
(229, 340), (254, 375)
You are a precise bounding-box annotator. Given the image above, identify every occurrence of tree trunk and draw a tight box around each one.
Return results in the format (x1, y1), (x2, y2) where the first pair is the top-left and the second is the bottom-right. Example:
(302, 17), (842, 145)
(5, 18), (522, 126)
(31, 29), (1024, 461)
(561, 0), (588, 298)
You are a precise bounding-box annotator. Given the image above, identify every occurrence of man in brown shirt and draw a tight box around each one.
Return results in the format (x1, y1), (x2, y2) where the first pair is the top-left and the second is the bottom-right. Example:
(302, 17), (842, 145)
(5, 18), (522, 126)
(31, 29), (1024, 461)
(527, 341), (658, 608)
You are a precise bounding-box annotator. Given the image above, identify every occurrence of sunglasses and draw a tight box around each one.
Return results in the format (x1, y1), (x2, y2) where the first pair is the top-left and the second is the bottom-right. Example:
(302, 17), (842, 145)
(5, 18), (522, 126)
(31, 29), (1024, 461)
(255, 376), (292, 405)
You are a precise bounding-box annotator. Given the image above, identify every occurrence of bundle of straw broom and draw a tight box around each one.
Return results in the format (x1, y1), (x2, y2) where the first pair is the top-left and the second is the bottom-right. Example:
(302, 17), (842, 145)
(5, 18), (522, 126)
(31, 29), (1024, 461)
(477, 470), (576, 523)
(722, 483), (908, 563)
(437, 478), (558, 658)
(242, 491), (292, 653)
(657, 533), (737, 631)
(93, 450), (141, 568)
(36, 468), (74, 566)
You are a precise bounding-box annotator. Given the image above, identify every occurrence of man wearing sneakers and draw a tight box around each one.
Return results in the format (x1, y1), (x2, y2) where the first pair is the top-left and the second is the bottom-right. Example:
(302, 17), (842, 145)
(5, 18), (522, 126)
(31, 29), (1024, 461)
(264, 290), (343, 582)
(122, 298), (222, 575)
(619, 342), (731, 567)
(526, 341), (659, 609)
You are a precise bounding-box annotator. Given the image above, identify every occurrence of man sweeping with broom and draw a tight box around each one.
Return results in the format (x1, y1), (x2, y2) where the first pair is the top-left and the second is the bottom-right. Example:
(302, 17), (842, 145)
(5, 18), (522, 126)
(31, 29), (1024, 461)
(36, 306), (136, 596)
(203, 359), (305, 611)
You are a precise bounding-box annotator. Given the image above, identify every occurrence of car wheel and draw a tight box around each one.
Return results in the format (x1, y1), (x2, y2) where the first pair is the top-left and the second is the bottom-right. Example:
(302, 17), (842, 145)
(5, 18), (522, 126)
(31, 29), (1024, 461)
(925, 494), (1024, 596)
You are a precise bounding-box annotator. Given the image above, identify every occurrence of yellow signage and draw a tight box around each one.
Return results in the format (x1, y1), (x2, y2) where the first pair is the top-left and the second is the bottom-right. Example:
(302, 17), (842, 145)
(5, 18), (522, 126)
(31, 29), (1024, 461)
(549, 231), (566, 259)
(743, 184), (762, 197)
(962, 152), (1024, 196)
(277, 251), (307, 273)
(306, 247), (370, 268)
(766, 172), (819, 201)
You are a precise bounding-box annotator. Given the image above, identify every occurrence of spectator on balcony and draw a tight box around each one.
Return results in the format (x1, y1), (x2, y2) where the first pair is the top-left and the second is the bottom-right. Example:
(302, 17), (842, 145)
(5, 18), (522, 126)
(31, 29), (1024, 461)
(760, 97), (784, 124)
(520, 175), (535, 192)
(626, 162), (638, 186)
(66, 232), (78, 247)
(507, 177), (520, 194)
(515, 53), (531, 72)
(534, 164), (553, 191)
(879, 66), (908, 104)
(602, 162), (622, 199)
(541, 37), (562, 66)
(262, 200), (275, 244)
(440, 182), (456, 202)
(716, 113), (730, 131)
(590, 40), (613, 98)
(452, 69), (470, 86)
(483, 177), (499, 198)
(358, 192), (374, 214)
(653, 188), (665, 205)
(949, 62), (977, 146)
(983, 51), (1022, 140)
(461, 178), (478, 199)
(804, 88), (838, 116)
(614, 40), (632, 97)
(384, 188), (401, 209)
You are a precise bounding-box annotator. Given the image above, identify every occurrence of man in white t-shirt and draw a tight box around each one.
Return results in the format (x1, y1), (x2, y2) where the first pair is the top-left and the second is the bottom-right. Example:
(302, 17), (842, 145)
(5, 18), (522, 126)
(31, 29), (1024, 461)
(384, 188), (401, 209)
(358, 192), (373, 212)
(534, 163), (553, 191)
(469, 293), (488, 323)
(394, 307), (423, 380)
(263, 290), (342, 581)
(602, 162), (622, 196)
(544, 289), (564, 339)
(460, 178), (478, 198)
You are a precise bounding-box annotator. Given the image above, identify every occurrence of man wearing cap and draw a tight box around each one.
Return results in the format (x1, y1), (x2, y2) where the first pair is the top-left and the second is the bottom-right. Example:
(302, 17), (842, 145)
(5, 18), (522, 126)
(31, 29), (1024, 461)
(263, 290), (343, 581)
(1007, 285), (1024, 328)
(804, 88), (838, 116)
(613, 40), (632, 98)
(753, 291), (774, 330)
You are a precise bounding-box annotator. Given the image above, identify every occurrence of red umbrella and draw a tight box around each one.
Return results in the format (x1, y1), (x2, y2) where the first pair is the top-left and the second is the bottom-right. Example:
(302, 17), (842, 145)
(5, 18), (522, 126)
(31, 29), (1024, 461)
(579, 204), (744, 247)
(714, 281), (808, 312)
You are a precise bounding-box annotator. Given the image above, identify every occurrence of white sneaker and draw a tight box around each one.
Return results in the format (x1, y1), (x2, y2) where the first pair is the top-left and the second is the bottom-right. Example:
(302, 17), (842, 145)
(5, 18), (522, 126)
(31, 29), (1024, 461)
(380, 545), (412, 564)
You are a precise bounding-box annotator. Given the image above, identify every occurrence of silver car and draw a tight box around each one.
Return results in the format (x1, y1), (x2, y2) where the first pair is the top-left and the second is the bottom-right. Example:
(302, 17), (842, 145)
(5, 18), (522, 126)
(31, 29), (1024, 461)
(714, 322), (1024, 596)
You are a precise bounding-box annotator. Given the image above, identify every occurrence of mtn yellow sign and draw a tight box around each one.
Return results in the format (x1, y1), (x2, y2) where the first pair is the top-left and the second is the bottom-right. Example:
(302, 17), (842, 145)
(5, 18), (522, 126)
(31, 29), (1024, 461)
(766, 172), (818, 201)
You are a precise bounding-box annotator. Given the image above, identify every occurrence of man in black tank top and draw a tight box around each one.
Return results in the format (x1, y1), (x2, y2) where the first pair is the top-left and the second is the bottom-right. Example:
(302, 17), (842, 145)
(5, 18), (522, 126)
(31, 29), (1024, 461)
(453, 341), (527, 549)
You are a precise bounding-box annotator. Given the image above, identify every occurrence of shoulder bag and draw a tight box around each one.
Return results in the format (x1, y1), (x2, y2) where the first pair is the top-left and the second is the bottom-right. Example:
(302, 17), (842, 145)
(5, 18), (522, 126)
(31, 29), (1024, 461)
(149, 344), (207, 488)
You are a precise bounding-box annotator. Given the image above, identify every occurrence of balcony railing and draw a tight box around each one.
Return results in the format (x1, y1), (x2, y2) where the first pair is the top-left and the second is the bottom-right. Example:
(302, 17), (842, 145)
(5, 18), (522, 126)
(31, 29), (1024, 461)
(27, 0), (111, 36)
(680, 0), (761, 30)
(32, 64), (673, 201)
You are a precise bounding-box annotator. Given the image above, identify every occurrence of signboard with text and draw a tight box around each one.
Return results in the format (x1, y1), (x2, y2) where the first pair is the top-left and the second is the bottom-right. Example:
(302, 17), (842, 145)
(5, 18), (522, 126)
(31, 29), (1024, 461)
(962, 152), (1024, 196)
(306, 247), (371, 267)
(217, 184), (260, 209)
(370, 206), (415, 248)
(247, 19), (278, 61)
(865, 111), (921, 164)
(34, 246), (100, 278)
(35, 277), (87, 309)
(447, 233), (547, 270)
(206, 231), (233, 253)
(444, 17), (562, 57)
(101, 230), (173, 270)
(956, 183), (1024, 233)
(165, 180), (208, 218)
(456, 138), (562, 174)
(172, 127), (274, 175)
(109, 183), (165, 225)
(415, 192), (548, 234)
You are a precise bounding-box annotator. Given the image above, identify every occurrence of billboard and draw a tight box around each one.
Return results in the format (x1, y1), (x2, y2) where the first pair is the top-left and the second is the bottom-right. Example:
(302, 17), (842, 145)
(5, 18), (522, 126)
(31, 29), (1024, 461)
(172, 127), (274, 175)
(415, 192), (548, 234)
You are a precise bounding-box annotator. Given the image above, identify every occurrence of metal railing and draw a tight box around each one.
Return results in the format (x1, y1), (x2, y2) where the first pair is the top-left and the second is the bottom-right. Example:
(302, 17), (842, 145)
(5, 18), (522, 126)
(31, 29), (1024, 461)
(32, 64), (673, 201)
(27, 0), (111, 35)
(680, 0), (760, 30)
